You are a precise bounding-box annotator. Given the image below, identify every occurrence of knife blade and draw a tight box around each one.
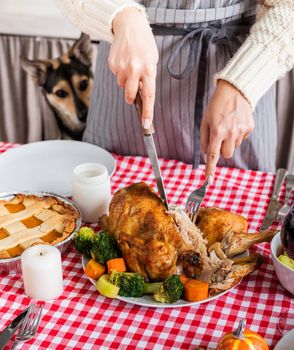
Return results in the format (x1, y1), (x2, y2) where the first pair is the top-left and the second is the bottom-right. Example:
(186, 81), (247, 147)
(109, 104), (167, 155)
(260, 168), (288, 231)
(0, 306), (30, 350)
(134, 93), (169, 209)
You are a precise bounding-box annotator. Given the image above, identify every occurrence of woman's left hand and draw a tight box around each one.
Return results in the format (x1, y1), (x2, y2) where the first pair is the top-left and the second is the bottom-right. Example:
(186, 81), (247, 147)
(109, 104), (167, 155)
(200, 80), (254, 183)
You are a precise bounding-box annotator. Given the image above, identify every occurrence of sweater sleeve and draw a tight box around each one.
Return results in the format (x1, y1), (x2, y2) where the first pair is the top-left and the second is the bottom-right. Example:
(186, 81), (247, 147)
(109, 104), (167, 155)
(56, 0), (146, 42)
(215, 0), (294, 109)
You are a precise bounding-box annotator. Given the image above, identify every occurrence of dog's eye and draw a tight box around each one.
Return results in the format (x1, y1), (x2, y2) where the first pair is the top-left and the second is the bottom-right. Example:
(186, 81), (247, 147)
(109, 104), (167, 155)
(55, 89), (68, 98)
(79, 79), (88, 91)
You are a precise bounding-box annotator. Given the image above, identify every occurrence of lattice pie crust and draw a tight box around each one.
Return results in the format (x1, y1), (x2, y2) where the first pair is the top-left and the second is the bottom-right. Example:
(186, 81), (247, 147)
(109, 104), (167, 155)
(0, 194), (80, 259)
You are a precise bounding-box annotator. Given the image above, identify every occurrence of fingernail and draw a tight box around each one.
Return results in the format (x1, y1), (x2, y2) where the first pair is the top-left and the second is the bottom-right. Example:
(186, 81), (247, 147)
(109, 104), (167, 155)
(203, 154), (207, 164)
(207, 175), (213, 185)
(143, 118), (151, 129)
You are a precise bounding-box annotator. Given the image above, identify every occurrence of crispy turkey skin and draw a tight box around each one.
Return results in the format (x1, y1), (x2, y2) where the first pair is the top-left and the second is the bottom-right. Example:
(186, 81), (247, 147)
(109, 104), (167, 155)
(100, 183), (184, 280)
(196, 207), (248, 246)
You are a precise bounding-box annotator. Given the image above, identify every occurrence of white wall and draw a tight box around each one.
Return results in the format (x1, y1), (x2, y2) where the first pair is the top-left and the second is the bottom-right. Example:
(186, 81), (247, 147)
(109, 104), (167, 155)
(0, 0), (80, 38)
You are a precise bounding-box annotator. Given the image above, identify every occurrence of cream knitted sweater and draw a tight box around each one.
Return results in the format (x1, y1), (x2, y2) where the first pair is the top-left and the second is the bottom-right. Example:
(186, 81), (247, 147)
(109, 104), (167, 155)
(57, 0), (294, 109)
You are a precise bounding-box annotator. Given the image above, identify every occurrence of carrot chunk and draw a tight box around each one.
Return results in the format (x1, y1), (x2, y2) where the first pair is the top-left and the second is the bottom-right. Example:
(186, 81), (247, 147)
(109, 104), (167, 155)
(179, 275), (190, 285)
(107, 258), (127, 274)
(184, 279), (209, 302)
(85, 259), (106, 280)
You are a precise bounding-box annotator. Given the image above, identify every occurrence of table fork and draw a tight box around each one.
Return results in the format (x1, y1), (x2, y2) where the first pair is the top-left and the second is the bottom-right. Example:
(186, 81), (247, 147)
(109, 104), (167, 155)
(10, 303), (43, 350)
(278, 174), (294, 219)
(185, 178), (209, 223)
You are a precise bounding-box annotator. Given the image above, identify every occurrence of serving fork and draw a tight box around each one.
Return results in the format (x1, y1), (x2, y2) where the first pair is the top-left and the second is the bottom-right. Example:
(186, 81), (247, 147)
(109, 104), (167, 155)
(10, 303), (43, 349)
(185, 178), (209, 223)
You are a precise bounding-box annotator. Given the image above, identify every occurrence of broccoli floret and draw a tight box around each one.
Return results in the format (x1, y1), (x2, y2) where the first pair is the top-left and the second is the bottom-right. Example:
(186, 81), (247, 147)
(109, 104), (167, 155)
(153, 275), (183, 303)
(74, 226), (96, 258)
(91, 231), (120, 264)
(109, 271), (145, 297)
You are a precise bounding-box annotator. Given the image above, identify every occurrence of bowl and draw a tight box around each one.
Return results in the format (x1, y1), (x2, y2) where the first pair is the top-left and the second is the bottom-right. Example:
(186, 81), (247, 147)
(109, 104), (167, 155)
(0, 191), (82, 274)
(270, 231), (294, 295)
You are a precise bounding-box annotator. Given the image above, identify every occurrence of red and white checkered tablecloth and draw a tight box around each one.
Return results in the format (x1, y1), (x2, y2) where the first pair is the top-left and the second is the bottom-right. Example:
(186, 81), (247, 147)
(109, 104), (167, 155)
(0, 142), (293, 350)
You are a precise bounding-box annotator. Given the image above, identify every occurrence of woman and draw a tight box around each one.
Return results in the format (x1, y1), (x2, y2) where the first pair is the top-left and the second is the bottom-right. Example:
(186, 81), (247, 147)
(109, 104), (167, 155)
(57, 0), (294, 181)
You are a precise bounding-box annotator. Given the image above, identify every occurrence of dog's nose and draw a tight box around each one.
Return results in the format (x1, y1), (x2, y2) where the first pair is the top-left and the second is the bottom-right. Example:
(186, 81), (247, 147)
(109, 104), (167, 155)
(78, 109), (88, 122)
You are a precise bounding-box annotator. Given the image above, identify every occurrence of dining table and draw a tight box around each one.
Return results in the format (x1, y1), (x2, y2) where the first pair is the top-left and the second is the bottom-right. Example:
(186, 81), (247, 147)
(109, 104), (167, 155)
(0, 141), (293, 350)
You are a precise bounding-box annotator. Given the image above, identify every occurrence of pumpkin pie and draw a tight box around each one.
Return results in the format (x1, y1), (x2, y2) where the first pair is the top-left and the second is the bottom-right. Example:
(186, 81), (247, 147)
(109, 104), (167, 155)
(0, 194), (80, 259)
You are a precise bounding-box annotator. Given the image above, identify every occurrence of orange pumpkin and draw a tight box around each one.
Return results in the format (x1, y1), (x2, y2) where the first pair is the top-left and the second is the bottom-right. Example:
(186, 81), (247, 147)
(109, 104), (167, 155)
(217, 320), (269, 350)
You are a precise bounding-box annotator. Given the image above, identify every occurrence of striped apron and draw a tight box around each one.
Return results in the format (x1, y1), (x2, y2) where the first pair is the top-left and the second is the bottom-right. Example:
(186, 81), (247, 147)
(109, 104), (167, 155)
(83, 0), (277, 172)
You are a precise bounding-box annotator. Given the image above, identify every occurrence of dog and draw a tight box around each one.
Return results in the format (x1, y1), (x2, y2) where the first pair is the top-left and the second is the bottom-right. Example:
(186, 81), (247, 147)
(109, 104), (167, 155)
(21, 33), (93, 140)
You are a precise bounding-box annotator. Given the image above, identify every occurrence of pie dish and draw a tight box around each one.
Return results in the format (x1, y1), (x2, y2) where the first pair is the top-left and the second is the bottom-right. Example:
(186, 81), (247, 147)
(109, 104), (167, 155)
(0, 192), (81, 260)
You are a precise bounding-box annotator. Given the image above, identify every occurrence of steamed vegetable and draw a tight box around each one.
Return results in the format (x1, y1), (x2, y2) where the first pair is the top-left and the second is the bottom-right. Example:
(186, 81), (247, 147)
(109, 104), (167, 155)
(74, 226), (96, 258)
(96, 274), (120, 298)
(91, 231), (120, 264)
(107, 258), (127, 274)
(153, 275), (184, 303)
(109, 271), (145, 297)
(179, 275), (190, 285)
(143, 282), (162, 294)
(85, 259), (106, 280)
(183, 279), (209, 302)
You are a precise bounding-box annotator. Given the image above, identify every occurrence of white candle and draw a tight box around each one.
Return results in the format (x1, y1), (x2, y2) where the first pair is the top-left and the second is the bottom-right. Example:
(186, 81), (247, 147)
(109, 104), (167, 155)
(21, 245), (63, 301)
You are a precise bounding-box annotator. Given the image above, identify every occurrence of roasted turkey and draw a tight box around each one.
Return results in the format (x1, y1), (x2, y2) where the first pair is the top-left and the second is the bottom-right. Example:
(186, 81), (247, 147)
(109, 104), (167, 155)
(99, 182), (204, 281)
(100, 182), (274, 292)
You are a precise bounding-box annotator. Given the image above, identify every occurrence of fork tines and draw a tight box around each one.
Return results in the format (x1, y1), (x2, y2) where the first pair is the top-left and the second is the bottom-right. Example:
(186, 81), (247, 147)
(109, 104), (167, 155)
(16, 303), (43, 341)
(185, 179), (208, 223)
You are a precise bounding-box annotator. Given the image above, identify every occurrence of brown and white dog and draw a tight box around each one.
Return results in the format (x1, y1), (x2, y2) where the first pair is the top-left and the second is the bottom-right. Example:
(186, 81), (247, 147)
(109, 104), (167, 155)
(21, 33), (93, 140)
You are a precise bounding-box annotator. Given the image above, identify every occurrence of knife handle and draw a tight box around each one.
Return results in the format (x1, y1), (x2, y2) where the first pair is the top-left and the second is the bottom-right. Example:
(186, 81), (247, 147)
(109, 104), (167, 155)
(272, 168), (288, 199)
(134, 92), (154, 136)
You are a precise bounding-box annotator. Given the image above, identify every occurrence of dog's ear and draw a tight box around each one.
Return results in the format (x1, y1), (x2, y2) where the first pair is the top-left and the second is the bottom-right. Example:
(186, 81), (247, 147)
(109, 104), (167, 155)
(69, 33), (92, 66)
(20, 58), (51, 86)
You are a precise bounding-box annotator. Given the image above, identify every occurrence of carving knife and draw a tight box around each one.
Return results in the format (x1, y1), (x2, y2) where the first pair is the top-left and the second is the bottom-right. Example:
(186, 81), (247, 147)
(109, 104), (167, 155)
(260, 168), (288, 231)
(134, 93), (169, 209)
(0, 306), (30, 350)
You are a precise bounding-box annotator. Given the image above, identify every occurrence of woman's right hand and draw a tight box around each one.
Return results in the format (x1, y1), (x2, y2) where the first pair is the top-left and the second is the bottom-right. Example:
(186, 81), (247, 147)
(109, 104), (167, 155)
(109, 7), (159, 129)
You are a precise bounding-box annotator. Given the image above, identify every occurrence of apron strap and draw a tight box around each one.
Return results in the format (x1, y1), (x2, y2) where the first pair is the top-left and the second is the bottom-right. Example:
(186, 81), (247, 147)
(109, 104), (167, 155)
(151, 16), (255, 167)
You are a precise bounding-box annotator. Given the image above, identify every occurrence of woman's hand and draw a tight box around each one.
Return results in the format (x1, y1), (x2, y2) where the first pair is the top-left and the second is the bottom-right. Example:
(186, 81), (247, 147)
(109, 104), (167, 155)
(200, 80), (254, 183)
(109, 7), (159, 128)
